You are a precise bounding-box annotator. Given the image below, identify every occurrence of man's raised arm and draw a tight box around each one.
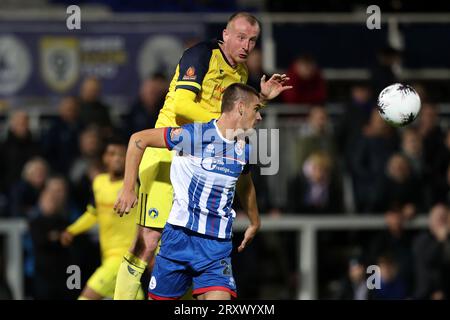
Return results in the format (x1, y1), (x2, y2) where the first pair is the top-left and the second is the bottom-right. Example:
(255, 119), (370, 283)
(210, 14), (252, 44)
(114, 128), (167, 216)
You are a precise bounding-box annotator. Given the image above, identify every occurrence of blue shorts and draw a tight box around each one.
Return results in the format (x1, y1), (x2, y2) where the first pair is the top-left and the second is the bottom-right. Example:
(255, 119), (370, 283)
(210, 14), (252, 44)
(148, 223), (237, 299)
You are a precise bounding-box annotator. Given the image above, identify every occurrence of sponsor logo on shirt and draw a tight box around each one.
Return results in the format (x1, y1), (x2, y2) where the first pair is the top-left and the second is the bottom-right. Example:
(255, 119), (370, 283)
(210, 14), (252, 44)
(182, 66), (196, 80)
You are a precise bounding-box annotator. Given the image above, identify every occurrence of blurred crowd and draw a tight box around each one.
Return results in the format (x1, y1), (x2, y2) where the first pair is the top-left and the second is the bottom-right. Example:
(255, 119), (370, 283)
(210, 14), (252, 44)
(0, 46), (449, 300)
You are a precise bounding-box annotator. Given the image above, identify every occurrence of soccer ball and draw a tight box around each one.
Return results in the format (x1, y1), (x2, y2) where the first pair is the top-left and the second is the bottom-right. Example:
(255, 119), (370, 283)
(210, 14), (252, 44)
(377, 83), (421, 127)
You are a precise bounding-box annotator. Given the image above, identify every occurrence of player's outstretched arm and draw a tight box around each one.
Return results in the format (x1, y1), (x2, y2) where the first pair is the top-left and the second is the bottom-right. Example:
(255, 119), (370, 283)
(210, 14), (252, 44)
(60, 211), (98, 246)
(259, 73), (292, 103)
(173, 88), (219, 123)
(236, 172), (261, 252)
(114, 128), (167, 216)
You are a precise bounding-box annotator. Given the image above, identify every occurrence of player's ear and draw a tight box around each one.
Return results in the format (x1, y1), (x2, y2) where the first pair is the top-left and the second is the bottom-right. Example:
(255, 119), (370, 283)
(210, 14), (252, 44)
(223, 28), (229, 42)
(238, 101), (244, 116)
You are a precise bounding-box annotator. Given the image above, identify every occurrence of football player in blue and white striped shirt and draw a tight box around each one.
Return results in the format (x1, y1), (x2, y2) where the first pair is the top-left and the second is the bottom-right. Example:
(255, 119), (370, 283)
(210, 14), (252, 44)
(115, 83), (263, 300)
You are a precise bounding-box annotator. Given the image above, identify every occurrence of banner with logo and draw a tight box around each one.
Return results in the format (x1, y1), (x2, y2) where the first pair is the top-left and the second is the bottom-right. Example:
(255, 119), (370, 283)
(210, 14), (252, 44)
(0, 20), (205, 105)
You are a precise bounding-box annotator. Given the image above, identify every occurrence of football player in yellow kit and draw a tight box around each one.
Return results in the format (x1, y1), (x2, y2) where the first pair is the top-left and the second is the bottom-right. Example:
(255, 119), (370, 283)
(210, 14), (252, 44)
(60, 137), (143, 300)
(113, 12), (292, 299)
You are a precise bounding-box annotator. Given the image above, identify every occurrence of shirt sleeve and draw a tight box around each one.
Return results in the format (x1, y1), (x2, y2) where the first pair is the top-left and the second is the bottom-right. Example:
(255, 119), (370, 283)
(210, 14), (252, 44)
(175, 42), (212, 94)
(164, 123), (196, 155)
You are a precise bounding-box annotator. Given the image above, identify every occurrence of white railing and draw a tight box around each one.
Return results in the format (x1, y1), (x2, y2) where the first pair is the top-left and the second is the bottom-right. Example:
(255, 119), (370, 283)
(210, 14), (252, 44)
(0, 215), (428, 300)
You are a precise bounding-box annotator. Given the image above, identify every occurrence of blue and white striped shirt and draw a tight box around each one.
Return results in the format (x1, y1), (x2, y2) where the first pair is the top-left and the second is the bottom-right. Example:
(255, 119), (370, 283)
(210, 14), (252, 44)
(164, 119), (250, 239)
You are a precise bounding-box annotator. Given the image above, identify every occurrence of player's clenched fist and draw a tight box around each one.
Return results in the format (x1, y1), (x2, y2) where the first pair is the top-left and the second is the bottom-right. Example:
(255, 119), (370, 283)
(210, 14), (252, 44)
(114, 189), (138, 217)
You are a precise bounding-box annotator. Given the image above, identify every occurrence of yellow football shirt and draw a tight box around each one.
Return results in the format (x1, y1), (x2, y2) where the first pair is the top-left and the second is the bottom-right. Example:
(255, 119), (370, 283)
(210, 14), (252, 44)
(67, 173), (137, 260)
(155, 39), (248, 128)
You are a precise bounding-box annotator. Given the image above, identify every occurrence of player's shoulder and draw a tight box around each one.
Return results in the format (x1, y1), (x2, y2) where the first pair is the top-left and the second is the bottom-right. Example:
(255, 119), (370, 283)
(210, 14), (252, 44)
(181, 39), (219, 61)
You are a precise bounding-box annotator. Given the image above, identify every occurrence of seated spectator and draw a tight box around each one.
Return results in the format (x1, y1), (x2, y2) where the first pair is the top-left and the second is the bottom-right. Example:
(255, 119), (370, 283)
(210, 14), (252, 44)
(69, 126), (104, 212)
(78, 76), (113, 132)
(333, 255), (370, 300)
(41, 96), (83, 174)
(370, 154), (423, 218)
(368, 204), (414, 295)
(287, 152), (343, 214)
(9, 157), (49, 218)
(350, 110), (399, 212)
(400, 127), (427, 181)
(416, 103), (445, 180)
(281, 54), (326, 105)
(29, 189), (71, 300)
(124, 73), (168, 137)
(371, 254), (407, 300)
(336, 82), (375, 163)
(412, 204), (450, 299)
(295, 105), (336, 171)
(0, 111), (40, 195)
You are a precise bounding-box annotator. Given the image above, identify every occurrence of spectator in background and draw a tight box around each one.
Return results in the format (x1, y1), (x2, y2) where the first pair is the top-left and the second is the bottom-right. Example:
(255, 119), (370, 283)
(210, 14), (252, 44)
(69, 126), (104, 212)
(413, 204), (450, 299)
(294, 105), (336, 171)
(281, 54), (326, 105)
(287, 152), (343, 214)
(124, 73), (168, 137)
(350, 110), (399, 212)
(29, 188), (71, 300)
(336, 83), (374, 164)
(400, 127), (427, 181)
(9, 157), (49, 218)
(41, 96), (83, 175)
(432, 163), (450, 205)
(416, 103), (445, 179)
(0, 111), (40, 194)
(78, 76), (113, 132)
(370, 154), (423, 218)
(368, 204), (414, 295)
(246, 48), (265, 92)
(371, 254), (407, 300)
(333, 255), (370, 300)
(370, 47), (402, 94)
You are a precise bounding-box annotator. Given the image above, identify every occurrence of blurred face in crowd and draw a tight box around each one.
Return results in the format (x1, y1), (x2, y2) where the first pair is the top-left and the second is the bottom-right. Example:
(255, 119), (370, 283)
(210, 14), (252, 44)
(59, 97), (80, 123)
(222, 16), (260, 66)
(140, 78), (168, 110)
(80, 77), (101, 103)
(103, 144), (127, 179)
(10, 111), (30, 139)
(294, 57), (316, 79)
(401, 129), (422, 157)
(387, 154), (410, 183)
(45, 177), (67, 211)
(378, 257), (398, 283)
(80, 128), (101, 157)
(304, 154), (331, 184)
(385, 209), (404, 234)
(348, 260), (365, 284)
(429, 204), (448, 233)
(419, 103), (438, 133)
(246, 48), (262, 75)
(351, 85), (371, 104)
(308, 106), (328, 134)
(23, 158), (48, 189)
(39, 190), (58, 216)
(367, 109), (391, 136)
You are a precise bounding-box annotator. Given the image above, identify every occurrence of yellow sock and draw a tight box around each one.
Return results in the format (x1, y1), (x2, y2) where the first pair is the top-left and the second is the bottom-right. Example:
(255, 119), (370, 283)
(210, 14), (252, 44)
(78, 296), (90, 300)
(114, 252), (147, 300)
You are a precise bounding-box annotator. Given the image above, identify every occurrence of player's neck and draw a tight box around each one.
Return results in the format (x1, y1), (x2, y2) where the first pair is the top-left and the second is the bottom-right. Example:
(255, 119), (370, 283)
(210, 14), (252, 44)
(216, 116), (238, 141)
(218, 42), (237, 68)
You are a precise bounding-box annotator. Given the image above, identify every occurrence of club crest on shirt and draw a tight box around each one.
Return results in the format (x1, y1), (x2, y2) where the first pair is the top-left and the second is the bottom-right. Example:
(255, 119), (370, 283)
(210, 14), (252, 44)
(148, 208), (159, 219)
(170, 127), (183, 140)
(234, 139), (245, 156)
(182, 66), (196, 80)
